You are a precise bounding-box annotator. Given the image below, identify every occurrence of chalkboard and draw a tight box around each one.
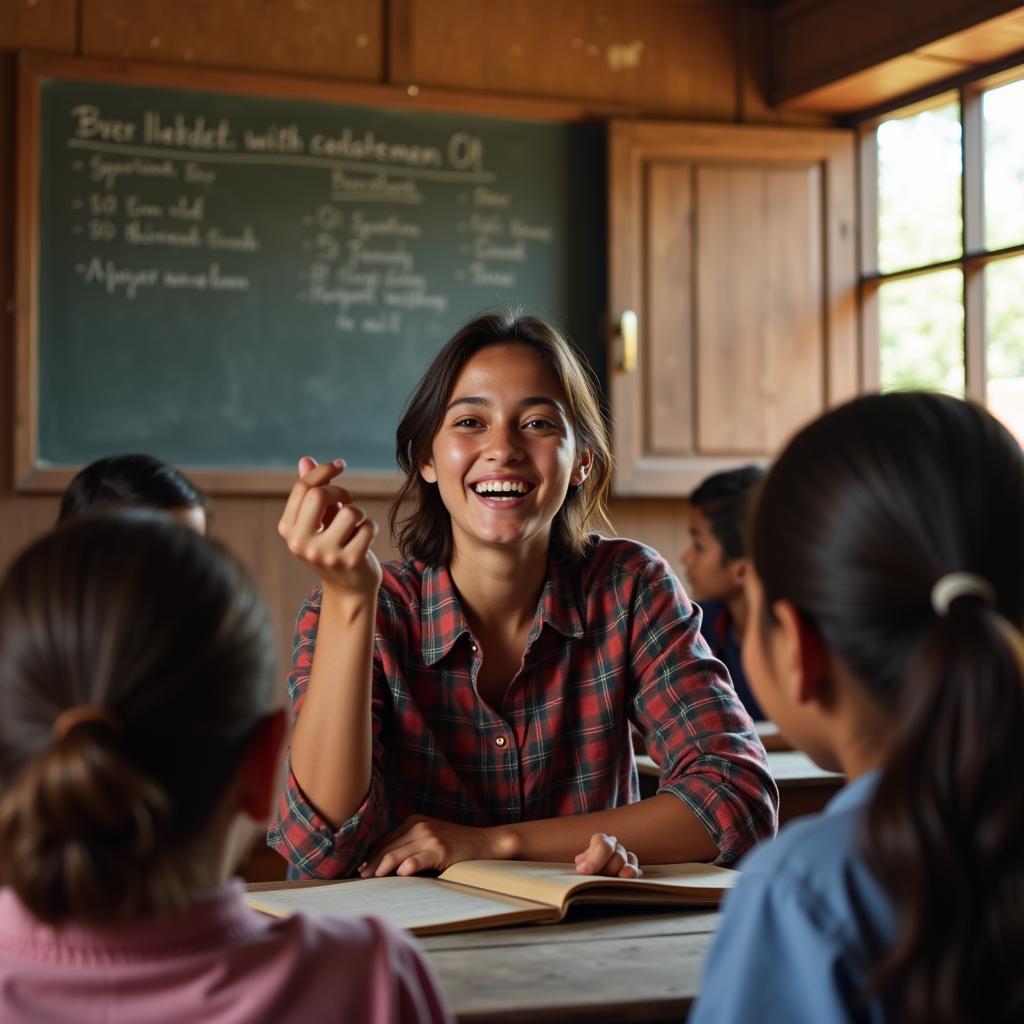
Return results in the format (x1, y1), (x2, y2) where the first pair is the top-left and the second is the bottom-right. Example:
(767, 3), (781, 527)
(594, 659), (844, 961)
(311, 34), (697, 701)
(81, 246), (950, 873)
(16, 58), (606, 492)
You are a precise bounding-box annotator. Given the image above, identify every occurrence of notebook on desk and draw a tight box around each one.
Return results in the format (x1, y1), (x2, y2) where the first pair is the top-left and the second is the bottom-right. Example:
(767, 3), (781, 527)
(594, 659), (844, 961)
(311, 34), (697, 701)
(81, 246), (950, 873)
(246, 860), (737, 936)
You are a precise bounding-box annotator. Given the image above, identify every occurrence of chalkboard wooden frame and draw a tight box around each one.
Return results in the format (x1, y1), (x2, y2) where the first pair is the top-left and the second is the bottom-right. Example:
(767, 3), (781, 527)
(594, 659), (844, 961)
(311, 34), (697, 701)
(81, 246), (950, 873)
(15, 54), (620, 495)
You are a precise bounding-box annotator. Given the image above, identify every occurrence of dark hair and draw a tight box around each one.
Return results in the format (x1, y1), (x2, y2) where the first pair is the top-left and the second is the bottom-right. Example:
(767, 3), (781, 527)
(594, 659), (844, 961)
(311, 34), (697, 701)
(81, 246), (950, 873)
(689, 464), (766, 562)
(58, 454), (206, 524)
(0, 513), (276, 925)
(390, 312), (613, 563)
(750, 392), (1024, 1023)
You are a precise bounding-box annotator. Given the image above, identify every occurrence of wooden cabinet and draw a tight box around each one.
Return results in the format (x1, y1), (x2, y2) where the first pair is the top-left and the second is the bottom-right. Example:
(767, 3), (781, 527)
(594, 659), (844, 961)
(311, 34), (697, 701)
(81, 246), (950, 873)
(608, 121), (858, 495)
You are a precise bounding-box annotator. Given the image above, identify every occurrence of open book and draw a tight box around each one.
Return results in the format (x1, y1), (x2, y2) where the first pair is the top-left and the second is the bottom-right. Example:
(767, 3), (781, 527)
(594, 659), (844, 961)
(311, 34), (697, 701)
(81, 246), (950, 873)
(246, 860), (736, 936)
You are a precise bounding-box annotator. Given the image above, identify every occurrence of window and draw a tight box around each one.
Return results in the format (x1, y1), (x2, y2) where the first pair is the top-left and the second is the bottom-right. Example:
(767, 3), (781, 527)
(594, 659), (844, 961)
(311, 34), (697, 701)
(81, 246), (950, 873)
(860, 71), (1024, 444)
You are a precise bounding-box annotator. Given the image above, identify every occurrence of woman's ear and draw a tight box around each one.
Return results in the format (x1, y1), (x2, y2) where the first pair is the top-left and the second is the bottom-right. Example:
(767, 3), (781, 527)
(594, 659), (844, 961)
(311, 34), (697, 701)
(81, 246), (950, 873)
(236, 710), (288, 822)
(570, 448), (594, 487)
(771, 600), (828, 706)
(419, 456), (437, 484)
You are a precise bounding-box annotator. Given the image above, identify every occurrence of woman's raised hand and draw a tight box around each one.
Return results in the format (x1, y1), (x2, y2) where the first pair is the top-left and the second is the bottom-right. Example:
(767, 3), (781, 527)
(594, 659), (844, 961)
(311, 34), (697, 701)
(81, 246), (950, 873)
(278, 456), (382, 597)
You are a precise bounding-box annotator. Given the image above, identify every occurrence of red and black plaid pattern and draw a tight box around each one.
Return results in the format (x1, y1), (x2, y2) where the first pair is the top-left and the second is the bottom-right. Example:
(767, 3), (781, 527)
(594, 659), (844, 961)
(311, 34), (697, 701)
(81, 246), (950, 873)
(269, 536), (778, 878)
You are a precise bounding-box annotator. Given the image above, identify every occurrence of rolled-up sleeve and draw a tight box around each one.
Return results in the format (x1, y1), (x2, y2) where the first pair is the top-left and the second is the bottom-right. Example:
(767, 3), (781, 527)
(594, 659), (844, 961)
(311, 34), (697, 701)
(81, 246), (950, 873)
(629, 559), (778, 863)
(266, 587), (394, 878)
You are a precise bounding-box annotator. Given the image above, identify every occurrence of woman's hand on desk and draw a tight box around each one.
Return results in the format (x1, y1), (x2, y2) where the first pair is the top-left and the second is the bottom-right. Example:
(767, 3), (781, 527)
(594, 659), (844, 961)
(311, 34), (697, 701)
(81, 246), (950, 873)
(359, 818), (642, 879)
(574, 833), (642, 878)
(279, 456), (382, 597)
(359, 816), (511, 877)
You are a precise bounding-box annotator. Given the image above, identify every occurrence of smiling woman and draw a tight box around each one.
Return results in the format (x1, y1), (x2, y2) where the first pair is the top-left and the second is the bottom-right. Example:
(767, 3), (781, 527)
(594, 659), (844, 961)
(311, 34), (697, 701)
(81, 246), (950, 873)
(270, 313), (778, 881)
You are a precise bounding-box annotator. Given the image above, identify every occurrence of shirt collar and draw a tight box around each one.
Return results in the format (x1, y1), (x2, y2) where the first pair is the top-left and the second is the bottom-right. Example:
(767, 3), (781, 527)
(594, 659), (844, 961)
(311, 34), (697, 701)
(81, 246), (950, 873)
(421, 556), (584, 666)
(825, 767), (880, 816)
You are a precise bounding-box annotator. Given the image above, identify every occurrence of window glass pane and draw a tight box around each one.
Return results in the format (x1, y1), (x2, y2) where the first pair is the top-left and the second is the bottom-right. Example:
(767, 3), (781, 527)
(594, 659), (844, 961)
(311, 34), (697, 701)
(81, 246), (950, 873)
(877, 100), (962, 273)
(879, 269), (964, 394)
(984, 78), (1024, 251)
(986, 256), (1024, 445)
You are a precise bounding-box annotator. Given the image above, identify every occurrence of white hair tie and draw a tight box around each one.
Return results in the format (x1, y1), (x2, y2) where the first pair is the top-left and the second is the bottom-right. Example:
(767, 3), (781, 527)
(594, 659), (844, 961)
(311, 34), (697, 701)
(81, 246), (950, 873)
(930, 572), (996, 617)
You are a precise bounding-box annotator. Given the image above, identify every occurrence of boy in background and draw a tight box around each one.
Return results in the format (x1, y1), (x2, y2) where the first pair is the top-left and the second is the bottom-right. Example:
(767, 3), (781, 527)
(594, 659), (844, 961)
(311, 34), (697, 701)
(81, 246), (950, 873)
(682, 465), (766, 720)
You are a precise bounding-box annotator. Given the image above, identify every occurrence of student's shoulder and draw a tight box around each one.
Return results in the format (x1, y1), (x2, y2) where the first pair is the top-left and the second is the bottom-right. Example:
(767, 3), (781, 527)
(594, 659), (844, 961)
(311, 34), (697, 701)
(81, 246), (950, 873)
(736, 783), (884, 929)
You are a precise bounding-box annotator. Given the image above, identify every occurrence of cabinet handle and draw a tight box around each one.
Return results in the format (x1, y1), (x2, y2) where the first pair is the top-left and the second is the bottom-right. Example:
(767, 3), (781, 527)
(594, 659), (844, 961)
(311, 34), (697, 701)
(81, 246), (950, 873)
(619, 309), (638, 373)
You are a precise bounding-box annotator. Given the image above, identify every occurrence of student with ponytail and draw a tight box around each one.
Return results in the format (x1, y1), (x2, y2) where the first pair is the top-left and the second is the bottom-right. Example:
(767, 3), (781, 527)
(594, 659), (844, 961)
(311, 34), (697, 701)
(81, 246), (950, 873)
(0, 514), (449, 1023)
(689, 392), (1024, 1023)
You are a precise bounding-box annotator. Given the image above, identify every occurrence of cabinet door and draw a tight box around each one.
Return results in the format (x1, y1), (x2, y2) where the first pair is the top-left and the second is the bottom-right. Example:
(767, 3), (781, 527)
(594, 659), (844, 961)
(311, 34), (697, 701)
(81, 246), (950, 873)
(608, 121), (857, 495)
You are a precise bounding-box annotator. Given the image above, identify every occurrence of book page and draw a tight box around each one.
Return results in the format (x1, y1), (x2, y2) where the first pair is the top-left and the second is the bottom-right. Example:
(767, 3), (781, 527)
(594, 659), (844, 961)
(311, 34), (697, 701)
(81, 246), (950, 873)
(439, 861), (737, 913)
(245, 876), (554, 935)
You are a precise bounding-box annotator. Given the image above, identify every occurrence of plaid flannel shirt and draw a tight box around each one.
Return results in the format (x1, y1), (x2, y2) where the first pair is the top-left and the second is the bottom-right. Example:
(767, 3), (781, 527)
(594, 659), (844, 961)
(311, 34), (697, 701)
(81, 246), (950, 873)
(269, 536), (778, 878)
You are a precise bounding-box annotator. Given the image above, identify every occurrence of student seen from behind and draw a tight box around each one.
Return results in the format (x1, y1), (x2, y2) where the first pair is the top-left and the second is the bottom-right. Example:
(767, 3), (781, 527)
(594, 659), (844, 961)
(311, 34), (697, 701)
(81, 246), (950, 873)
(681, 465), (765, 718)
(689, 392), (1024, 1023)
(0, 513), (449, 1023)
(58, 453), (208, 534)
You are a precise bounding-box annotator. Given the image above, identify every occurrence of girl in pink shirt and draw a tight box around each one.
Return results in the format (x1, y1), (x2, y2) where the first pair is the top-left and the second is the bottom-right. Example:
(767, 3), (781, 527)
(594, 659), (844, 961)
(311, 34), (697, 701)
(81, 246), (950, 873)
(0, 512), (450, 1024)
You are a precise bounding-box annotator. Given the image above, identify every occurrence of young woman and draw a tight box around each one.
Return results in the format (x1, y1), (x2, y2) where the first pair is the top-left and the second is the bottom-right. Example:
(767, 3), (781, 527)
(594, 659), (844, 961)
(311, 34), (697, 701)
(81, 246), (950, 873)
(689, 392), (1024, 1023)
(0, 514), (449, 1023)
(59, 452), (208, 534)
(270, 313), (777, 880)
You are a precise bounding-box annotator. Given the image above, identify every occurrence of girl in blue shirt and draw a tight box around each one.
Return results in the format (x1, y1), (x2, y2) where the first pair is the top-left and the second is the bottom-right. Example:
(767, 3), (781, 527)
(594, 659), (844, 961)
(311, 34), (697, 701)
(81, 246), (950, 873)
(690, 392), (1024, 1024)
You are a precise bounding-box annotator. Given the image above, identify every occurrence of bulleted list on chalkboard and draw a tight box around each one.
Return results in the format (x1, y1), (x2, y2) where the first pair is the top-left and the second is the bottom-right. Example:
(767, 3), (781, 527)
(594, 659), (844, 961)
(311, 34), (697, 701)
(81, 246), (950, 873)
(35, 78), (603, 470)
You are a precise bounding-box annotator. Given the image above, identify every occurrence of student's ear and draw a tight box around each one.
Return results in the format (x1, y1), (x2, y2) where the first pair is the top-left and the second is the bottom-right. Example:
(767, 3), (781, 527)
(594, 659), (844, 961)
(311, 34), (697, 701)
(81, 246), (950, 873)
(419, 456), (437, 484)
(570, 448), (593, 487)
(236, 710), (288, 822)
(771, 600), (827, 706)
(728, 556), (751, 587)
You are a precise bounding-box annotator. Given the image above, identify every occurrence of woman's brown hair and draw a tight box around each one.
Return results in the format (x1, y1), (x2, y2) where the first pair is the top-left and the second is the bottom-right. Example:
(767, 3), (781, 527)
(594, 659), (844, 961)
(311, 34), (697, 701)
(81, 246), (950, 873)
(750, 392), (1024, 1022)
(0, 512), (276, 925)
(389, 312), (613, 563)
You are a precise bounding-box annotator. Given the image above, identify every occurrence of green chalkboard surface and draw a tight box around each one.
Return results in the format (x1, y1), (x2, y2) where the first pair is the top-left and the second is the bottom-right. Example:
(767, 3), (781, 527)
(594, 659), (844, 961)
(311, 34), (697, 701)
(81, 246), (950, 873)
(18, 58), (606, 491)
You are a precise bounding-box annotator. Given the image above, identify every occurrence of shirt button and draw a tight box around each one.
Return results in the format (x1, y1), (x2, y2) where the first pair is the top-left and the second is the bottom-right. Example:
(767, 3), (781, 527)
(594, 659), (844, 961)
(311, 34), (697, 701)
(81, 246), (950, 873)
(471, 643), (478, 652)
(495, 736), (507, 747)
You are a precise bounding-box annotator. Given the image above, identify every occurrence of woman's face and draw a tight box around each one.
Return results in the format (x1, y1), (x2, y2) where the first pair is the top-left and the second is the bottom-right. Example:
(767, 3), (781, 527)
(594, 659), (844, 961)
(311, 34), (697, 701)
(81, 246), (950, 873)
(420, 343), (589, 557)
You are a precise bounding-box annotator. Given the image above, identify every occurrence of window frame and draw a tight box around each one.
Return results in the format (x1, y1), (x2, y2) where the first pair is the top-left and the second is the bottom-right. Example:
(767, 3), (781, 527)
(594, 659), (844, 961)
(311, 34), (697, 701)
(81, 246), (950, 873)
(856, 61), (1024, 404)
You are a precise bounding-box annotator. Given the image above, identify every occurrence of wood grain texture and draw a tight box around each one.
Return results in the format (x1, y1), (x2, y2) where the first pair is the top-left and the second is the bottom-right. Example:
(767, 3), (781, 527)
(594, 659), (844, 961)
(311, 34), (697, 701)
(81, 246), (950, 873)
(81, 0), (383, 79)
(609, 120), (856, 494)
(0, 0), (76, 52)
(695, 162), (824, 453)
(423, 927), (710, 1022)
(408, 0), (739, 118)
(646, 163), (695, 455)
(772, 0), (1020, 102)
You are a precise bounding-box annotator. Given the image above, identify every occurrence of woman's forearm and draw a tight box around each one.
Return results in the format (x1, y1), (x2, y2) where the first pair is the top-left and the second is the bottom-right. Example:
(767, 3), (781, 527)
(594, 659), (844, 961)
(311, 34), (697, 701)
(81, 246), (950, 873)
(496, 793), (720, 864)
(290, 589), (376, 828)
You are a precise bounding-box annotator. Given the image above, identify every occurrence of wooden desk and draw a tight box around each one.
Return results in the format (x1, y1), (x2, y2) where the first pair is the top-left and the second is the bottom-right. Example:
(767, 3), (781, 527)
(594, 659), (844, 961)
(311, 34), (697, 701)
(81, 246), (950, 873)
(419, 908), (719, 1023)
(636, 749), (843, 824)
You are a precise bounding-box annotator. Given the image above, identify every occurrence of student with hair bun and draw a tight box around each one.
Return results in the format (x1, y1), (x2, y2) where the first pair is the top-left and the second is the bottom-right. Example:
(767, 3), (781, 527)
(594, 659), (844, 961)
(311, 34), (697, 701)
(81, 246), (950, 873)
(688, 392), (1024, 1023)
(0, 513), (449, 1024)
(58, 453), (208, 534)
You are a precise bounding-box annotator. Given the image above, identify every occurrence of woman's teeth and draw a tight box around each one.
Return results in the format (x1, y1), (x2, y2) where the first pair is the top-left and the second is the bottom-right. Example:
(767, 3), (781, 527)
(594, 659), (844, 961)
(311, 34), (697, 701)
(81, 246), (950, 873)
(473, 480), (529, 498)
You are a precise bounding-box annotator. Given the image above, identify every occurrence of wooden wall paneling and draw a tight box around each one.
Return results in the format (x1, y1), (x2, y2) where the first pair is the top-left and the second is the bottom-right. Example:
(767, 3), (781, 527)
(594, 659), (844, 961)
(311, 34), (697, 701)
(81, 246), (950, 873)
(694, 162), (827, 452)
(695, 165), (767, 452)
(772, 0), (1021, 104)
(646, 161), (694, 455)
(81, 0), (384, 79)
(408, 0), (739, 117)
(0, 0), (76, 53)
(606, 496), (687, 572)
(609, 121), (856, 494)
(1, 54), (15, 496)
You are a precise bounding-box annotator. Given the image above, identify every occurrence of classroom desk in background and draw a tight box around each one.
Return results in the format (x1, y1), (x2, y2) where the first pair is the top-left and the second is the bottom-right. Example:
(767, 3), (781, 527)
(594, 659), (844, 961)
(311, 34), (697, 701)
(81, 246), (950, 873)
(636, 748), (844, 825)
